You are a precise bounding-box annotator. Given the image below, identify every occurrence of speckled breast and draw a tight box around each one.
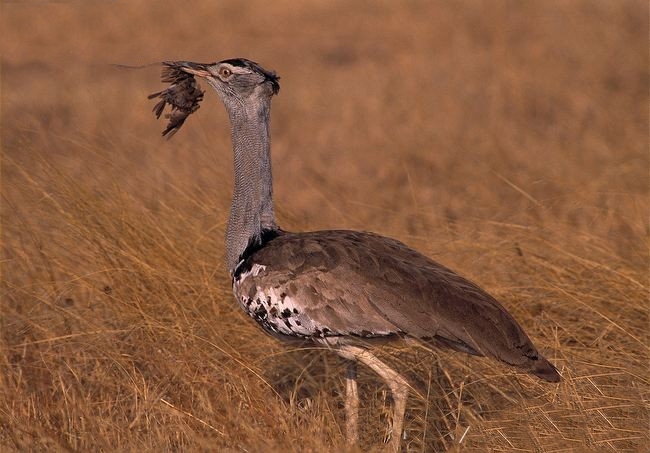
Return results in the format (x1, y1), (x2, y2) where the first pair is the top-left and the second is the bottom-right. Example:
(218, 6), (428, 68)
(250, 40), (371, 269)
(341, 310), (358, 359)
(232, 262), (327, 339)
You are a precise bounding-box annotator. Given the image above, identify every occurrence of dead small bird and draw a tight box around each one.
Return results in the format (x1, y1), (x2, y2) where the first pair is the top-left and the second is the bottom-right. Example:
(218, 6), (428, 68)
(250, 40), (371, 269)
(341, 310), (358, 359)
(148, 62), (205, 137)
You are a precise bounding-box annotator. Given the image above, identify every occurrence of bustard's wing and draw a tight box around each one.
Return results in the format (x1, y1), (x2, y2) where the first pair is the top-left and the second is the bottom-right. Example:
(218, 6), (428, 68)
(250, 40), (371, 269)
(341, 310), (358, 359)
(237, 230), (559, 382)
(148, 62), (205, 137)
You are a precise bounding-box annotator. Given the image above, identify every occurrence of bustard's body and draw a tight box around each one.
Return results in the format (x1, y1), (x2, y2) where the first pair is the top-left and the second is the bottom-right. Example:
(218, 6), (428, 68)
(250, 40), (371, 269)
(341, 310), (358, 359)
(150, 58), (560, 451)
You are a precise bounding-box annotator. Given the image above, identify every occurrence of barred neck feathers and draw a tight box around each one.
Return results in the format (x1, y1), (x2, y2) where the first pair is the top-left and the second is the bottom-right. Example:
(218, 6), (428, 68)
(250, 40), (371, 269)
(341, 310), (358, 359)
(225, 93), (278, 273)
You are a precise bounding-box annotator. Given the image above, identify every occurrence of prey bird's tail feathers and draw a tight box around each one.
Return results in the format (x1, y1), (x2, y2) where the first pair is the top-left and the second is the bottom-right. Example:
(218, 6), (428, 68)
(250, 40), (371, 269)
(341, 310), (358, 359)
(148, 62), (205, 137)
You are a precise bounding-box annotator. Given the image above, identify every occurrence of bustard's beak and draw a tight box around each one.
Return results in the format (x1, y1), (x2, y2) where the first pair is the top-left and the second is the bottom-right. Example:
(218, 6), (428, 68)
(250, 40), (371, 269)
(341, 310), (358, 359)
(177, 61), (212, 78)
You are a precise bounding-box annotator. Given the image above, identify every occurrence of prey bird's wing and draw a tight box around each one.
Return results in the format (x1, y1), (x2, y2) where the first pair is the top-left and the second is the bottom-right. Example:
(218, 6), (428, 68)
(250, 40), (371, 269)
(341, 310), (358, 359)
(148, 62), (205, 137)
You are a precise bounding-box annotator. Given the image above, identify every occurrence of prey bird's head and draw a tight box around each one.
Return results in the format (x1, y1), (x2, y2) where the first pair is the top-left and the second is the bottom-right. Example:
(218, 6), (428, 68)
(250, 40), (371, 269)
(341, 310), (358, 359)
(149, 58), (280, 137)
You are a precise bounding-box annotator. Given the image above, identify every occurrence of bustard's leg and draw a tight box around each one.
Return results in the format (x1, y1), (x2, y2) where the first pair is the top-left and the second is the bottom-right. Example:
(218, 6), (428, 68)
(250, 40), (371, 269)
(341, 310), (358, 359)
(338, 345), (409, 453)
(345, 360), (359, 446)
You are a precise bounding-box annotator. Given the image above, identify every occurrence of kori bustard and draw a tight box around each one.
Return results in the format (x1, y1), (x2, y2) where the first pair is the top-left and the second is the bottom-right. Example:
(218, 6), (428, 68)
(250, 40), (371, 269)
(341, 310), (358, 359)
(149, 58), (560, 451)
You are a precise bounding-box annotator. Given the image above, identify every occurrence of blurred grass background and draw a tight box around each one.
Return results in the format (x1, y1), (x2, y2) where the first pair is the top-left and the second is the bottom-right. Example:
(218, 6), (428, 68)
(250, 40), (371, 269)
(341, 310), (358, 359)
(1, 0), (648, 451)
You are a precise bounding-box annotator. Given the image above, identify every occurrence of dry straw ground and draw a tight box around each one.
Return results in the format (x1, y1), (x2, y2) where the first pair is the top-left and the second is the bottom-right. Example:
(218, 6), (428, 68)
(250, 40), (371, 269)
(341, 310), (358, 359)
(1, 1), (648, 452)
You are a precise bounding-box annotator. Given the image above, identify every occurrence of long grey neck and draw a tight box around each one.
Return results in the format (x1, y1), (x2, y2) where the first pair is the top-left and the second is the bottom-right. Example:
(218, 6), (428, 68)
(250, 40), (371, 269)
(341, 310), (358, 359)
(225, 100), (278, 274)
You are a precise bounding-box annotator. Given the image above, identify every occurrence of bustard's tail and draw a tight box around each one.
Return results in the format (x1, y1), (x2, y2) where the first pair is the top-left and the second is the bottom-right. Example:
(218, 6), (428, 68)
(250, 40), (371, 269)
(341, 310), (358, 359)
(528, 355), (561, 382)
(429, 334), (560, 382)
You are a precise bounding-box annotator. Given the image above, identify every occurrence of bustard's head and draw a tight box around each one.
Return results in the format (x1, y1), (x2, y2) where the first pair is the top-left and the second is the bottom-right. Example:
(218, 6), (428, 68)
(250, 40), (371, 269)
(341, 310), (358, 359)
(150, 58), (279, 136)
(181, 58), (279, 108)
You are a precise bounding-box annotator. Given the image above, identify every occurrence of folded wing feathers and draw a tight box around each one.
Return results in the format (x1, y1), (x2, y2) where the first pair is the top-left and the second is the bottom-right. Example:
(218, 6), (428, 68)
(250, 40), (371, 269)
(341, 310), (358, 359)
(242, 230), (560, 381)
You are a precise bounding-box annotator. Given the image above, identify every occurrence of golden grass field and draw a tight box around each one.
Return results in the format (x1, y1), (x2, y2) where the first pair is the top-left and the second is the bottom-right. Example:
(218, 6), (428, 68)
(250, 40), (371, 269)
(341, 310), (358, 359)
(1, 1), (648, 451)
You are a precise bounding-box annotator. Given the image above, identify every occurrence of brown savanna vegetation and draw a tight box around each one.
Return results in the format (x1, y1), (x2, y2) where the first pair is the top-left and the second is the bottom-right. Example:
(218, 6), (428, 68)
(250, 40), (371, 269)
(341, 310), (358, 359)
(1, 1), (648, 451)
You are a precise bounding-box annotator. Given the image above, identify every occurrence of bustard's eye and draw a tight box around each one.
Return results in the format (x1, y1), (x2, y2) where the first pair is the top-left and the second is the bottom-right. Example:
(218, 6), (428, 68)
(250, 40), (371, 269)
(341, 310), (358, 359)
(219, 67), (232, 78)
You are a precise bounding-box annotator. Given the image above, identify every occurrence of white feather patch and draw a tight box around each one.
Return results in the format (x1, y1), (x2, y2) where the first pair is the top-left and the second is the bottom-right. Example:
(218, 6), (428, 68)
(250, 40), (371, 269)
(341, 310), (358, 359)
(233, 265), (329, 337)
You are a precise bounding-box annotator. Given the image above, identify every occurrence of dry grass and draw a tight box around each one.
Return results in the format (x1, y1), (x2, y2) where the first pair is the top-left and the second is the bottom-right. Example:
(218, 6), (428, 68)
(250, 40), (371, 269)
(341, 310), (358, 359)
(1, 1), (648, 451)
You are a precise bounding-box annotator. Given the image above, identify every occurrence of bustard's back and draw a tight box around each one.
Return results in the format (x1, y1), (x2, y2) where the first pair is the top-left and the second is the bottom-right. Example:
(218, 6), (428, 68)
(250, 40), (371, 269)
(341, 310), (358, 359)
(149, 58), (560, 452)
